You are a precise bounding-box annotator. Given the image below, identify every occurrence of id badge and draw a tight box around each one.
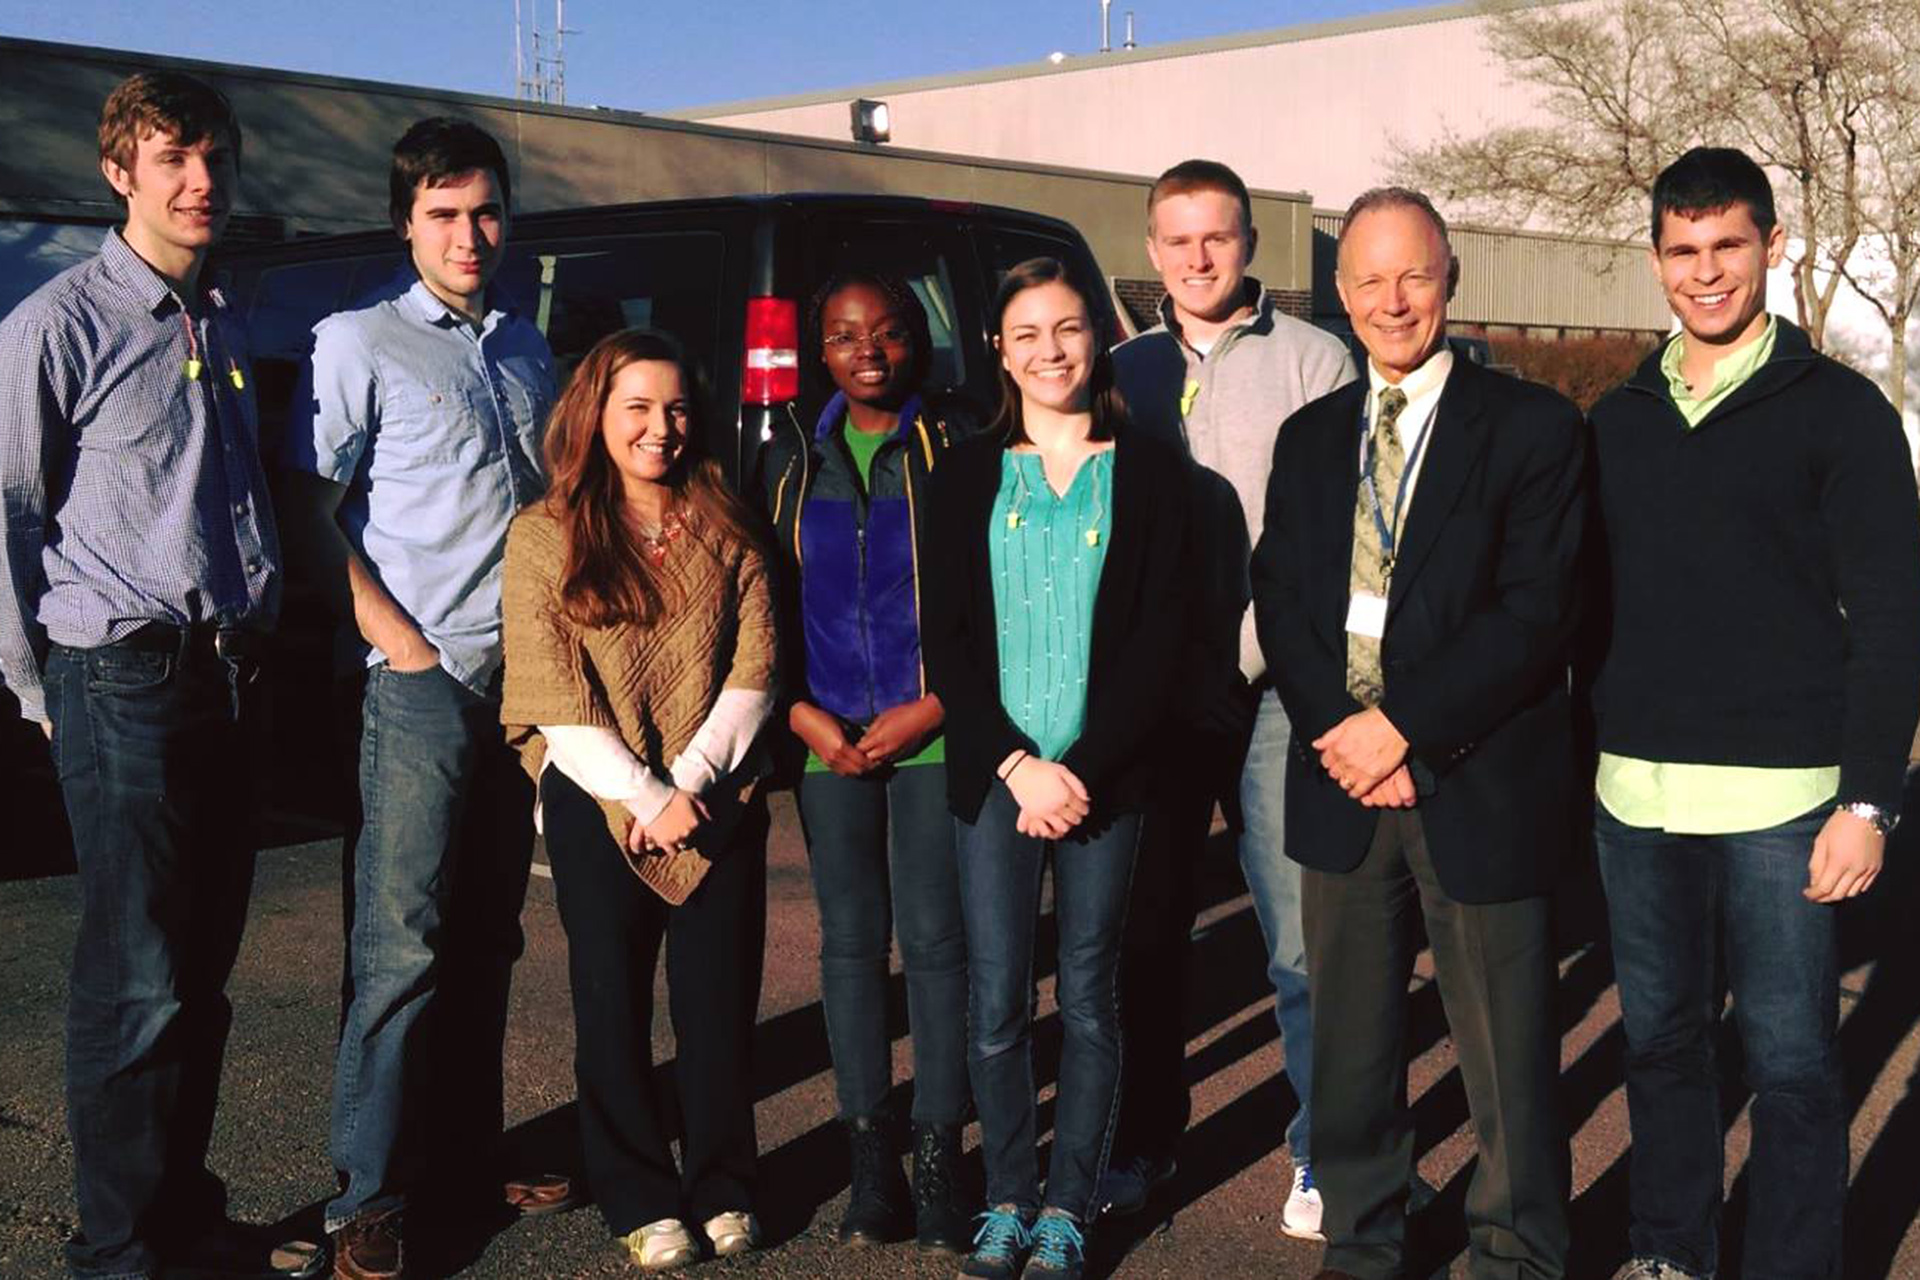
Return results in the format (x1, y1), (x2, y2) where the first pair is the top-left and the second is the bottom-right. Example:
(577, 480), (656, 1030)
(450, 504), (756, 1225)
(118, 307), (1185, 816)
(1345, 591), (1388, 640)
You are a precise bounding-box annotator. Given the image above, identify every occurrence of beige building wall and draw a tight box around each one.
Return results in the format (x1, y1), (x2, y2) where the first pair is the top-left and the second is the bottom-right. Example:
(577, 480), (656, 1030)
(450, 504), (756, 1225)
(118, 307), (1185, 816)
(675, 0), (1589, 214)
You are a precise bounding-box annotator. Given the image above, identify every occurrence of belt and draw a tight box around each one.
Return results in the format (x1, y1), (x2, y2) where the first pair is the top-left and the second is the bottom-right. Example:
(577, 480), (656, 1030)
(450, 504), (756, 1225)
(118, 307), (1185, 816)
(111, 621), (267, 663)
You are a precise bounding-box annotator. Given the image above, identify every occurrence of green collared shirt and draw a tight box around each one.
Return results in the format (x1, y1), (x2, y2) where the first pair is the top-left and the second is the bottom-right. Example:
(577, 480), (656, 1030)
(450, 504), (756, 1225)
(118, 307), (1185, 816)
(1659, 314), (1777, 428)
(1597, 316), (1840, 834)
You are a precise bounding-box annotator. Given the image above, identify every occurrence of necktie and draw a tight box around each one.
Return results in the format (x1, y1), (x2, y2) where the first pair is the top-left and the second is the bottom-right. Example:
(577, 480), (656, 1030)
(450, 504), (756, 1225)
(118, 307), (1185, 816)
(1346, 386), (1408, 704)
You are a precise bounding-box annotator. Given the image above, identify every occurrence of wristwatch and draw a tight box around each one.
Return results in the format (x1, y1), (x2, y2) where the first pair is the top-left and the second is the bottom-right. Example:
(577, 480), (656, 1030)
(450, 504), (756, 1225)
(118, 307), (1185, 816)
(1836, 800), (1899, 837)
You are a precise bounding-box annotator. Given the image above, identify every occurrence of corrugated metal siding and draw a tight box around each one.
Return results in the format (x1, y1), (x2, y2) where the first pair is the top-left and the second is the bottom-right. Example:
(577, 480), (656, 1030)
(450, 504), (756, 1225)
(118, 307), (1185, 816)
(1313, 211), (1669, 333)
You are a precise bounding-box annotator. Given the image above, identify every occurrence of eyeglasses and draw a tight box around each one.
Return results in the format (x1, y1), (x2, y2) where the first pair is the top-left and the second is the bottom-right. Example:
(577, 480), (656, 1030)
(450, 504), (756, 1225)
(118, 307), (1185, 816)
(823, 326), (913, 352)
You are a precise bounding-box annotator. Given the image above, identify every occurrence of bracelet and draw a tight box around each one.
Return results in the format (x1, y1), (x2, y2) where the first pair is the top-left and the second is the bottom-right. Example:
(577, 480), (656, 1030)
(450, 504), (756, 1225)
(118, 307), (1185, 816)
(998, 751), (1029, 784)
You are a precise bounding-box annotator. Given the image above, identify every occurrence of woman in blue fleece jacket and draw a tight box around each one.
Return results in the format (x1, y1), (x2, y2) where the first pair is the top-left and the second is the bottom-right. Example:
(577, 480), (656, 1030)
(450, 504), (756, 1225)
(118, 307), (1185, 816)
(758, 270), (974, 1254)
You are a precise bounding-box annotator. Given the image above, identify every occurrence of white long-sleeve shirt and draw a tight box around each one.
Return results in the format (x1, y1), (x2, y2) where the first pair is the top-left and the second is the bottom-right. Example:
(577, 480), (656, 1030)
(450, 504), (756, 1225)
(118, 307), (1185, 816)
(538, 687), (772, 829)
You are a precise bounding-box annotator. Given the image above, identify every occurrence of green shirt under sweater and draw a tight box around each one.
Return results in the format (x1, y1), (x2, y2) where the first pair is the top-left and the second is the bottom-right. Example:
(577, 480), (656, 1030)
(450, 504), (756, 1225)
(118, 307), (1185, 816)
(804, 416), (944, 772)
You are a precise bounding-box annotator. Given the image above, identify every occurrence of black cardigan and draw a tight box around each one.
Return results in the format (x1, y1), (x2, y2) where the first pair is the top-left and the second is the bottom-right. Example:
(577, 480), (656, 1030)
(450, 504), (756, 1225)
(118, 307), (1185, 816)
(1588, 319), (1920, 812)
(921, 428), (1192, 822)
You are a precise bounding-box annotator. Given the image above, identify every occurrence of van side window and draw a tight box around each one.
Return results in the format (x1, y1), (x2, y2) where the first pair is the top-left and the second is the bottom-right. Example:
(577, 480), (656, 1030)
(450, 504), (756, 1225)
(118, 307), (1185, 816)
(249, 260), (360, 360)
(0, 219), (107, 317)
(246, 257), (379, 458)
(517, 233), (726, 389)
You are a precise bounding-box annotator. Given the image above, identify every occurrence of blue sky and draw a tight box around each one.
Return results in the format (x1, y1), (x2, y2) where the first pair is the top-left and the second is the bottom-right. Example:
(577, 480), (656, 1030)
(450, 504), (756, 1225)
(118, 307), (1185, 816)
(2, 0), (1411, 112)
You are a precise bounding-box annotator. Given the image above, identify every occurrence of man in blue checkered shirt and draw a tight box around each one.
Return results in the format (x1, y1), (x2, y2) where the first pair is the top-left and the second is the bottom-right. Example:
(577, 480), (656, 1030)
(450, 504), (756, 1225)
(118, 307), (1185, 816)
(0, 73), (320, 1280)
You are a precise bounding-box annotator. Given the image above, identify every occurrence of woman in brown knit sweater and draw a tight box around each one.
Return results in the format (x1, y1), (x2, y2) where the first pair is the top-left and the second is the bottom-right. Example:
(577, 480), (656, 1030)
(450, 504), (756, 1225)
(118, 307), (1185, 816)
(500, 329), (776, 1273)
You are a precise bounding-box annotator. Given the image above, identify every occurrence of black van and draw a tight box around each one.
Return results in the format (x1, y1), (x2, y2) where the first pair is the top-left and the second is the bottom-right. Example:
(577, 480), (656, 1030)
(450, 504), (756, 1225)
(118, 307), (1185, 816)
(4, 194), (1118, 843)
(95, 193), (1113, 823)
(216, 192), (1120, 483)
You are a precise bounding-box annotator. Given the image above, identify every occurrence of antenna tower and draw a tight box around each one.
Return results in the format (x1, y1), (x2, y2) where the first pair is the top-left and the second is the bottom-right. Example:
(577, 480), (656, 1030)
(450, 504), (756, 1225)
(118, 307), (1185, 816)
(513, 0), (577, 104)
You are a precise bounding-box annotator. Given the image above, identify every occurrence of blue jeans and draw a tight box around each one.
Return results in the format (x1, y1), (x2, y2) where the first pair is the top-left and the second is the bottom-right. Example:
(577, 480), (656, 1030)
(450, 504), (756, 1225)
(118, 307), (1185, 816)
(1595, 803), (1846, 1280)
(327, 664), (534, 1230)
(46, 640), (258, 1280)
(796, 762), (969, 1124)
(1235, 690), (1313, 1162)
(957, 785), (1140, 1220)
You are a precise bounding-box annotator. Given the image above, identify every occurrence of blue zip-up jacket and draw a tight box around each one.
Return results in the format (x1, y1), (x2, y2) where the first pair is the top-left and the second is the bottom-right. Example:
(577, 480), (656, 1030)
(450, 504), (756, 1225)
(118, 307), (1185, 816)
(760, 391), (972, 723)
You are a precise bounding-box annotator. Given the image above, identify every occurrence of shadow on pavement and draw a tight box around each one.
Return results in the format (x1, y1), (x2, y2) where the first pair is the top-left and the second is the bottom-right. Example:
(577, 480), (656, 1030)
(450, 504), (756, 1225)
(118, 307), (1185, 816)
(0, 696), (74, 881)
(15, 708), (1917, 1277)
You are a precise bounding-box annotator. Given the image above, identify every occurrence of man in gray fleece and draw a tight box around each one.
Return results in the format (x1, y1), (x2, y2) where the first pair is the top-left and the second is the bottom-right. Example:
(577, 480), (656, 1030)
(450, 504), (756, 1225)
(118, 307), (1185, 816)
(1104, 158), (1355, 1240)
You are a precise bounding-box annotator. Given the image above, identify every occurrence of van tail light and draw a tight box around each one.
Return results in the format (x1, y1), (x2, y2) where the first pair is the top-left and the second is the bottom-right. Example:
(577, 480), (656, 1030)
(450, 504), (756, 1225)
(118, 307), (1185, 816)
(743, 296), (800, 404)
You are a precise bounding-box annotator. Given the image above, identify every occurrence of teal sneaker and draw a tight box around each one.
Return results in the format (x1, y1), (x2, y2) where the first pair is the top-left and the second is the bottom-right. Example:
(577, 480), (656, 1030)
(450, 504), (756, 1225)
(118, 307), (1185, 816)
(957, 1204), (1033, 1278)
(1022, 1210), (1086, 1279)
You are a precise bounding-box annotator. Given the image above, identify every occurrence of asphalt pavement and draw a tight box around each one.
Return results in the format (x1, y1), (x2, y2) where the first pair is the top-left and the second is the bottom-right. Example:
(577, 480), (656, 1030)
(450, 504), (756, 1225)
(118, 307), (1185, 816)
(3, 786), (1919, 1279)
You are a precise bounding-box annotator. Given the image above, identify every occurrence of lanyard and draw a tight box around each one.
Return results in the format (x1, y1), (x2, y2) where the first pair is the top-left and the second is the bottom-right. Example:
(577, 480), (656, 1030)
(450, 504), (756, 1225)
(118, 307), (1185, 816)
(1358, 394), (1438, 572)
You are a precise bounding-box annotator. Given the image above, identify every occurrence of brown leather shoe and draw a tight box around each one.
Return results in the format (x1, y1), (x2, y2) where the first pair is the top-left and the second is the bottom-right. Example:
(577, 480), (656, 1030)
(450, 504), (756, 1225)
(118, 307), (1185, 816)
(331, 1208), (402, 1280)
(503, 1172), (578, 1217)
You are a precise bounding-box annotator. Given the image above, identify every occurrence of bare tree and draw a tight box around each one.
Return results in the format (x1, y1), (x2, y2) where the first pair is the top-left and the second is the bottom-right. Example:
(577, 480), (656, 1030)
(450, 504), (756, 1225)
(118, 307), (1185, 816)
(1831, 0), (1920, 416)
(1393, 0), (1682, 242)
(1693, 0), (1868, 354)
(1394, 0), (1911, 378)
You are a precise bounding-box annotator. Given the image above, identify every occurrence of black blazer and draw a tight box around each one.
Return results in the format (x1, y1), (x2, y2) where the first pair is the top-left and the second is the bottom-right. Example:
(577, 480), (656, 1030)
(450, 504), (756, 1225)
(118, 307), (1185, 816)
(1250, 356), (1590, 903)
(922, 428), (1192, 823)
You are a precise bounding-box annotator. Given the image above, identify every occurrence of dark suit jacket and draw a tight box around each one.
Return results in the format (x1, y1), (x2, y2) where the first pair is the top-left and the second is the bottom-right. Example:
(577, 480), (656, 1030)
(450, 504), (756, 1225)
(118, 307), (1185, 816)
(1250, 356), (1589, 904)
(922, 428), (1192, 824)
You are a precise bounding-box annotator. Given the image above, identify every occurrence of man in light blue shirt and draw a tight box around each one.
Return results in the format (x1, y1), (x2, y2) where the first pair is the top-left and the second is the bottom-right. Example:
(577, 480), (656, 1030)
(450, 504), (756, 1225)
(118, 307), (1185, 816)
(281, 117), (560, 1280)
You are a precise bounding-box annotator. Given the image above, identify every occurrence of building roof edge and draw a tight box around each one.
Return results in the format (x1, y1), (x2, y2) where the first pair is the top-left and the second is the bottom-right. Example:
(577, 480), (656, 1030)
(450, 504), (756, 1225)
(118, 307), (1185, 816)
(662, 0), (1574, 120)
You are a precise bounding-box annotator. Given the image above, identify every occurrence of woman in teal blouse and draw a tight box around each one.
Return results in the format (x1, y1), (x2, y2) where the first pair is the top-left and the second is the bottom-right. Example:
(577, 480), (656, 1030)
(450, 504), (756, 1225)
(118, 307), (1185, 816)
(921, 258), (1191, 1280)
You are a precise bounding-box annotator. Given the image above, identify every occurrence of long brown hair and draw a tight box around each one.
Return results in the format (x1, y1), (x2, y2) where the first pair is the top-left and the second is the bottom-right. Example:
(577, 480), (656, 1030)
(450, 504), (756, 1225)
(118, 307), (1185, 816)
(987, 257), (1128, 447)
(541, 328), (764, 629)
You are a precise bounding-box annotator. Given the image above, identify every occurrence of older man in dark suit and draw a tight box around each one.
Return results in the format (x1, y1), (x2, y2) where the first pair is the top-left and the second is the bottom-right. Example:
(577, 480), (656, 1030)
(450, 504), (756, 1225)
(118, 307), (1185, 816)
(1249, 187), (1584, 1280)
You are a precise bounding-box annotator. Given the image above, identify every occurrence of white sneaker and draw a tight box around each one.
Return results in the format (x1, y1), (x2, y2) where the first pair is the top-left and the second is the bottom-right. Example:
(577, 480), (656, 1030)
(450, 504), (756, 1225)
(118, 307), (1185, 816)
(702, 1209), (760, 1257)
(622, 1218), (697, 1271)
(1280, 1162), (1325, 1241)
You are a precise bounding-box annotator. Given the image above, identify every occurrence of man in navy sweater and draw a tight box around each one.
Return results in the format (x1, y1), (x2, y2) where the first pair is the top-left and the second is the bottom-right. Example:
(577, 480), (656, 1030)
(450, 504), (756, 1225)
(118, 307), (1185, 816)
(1587, 147), (1920, 1280)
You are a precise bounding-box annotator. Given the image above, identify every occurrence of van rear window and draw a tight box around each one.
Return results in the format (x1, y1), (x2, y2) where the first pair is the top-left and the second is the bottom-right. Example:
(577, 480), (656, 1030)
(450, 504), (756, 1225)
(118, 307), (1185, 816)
(804, 220), (971, 399)
(519, 232), (726, 390)
(979, 227), (1118, 348)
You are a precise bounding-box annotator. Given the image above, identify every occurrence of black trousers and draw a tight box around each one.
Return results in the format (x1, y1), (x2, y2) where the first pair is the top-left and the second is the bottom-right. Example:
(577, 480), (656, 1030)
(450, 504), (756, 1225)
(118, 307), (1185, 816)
(1111, 721), (1248, 1165)
(1302, 809), (1568, 1280)
(540, 769), (768, 1235)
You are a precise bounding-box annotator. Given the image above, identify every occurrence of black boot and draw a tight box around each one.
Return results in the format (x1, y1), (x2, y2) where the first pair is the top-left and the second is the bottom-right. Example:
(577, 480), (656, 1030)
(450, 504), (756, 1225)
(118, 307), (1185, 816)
(912, 1121), (973, 1254)
(837, 1114), (912, 1245)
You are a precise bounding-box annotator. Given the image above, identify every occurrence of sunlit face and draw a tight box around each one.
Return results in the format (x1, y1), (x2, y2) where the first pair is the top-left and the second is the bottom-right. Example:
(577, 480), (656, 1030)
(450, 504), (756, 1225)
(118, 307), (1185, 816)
(1336, 203), (1454, 383)
(101, 128), (237, 266)
(820, 282), (917, 409)
(998, 280), (1096, 415)
(403, 168), (507, 314)
(600, 359), (689, 498)
(1653, 202), (1784, 350)
(1146, 189), (1256, 328)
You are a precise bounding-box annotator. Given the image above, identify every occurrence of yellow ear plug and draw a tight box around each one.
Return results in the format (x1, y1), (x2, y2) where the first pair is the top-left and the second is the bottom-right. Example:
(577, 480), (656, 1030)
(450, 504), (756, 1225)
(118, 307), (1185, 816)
(1006, 512), (1021, 530)
(1179, 379), (1200, 417)
(183, 358), (204, 381)
(228, 366), (246, 391)
(1085, 528), (1100, 547)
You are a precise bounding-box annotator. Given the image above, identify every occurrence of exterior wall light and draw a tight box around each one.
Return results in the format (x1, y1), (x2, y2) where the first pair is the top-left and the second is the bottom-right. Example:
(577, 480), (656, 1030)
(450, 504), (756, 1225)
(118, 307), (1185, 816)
(850, 98), (891, 144)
